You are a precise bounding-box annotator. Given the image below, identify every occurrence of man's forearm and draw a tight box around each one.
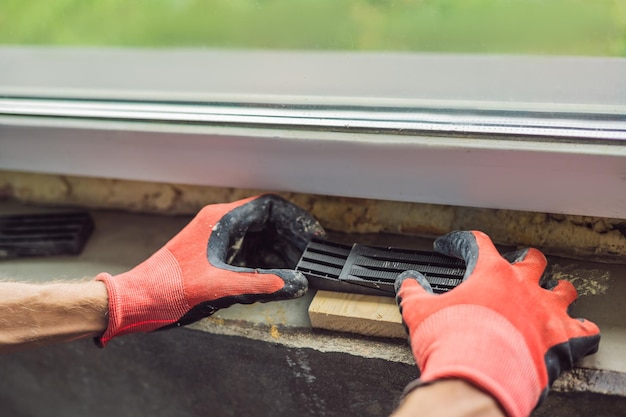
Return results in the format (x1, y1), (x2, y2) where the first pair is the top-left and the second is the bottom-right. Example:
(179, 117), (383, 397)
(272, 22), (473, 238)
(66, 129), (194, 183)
(391, 380), (506, 417)
(0, 281), (108, 353)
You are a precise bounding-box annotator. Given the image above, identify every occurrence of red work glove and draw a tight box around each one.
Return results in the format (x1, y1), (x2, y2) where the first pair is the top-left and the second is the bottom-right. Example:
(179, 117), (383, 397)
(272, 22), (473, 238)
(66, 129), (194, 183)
(395, 230), (600, 417)
(95, 194), (325, 347)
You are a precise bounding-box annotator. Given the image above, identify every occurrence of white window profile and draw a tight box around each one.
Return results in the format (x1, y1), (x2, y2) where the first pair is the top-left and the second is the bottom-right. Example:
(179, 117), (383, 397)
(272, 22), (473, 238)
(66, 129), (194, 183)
(1, 47), (625, 218)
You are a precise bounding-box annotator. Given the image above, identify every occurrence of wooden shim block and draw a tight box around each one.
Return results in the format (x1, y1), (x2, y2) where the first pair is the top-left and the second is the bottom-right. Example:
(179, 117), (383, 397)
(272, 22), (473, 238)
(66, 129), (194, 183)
(308, 290), (407, 339)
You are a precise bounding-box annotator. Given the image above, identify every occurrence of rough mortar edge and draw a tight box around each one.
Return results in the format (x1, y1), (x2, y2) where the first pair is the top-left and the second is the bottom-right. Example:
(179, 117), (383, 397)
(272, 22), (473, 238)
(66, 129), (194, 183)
(552, 367), (626, 397)
(189, 318), (626, 396)
(188, 317), (416, 365)
(1, 170), (626, 262)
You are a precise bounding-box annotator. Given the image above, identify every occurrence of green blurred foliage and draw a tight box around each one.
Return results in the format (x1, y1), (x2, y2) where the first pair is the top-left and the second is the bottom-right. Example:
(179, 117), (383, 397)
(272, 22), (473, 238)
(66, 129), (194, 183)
(0, 0), (624, 56)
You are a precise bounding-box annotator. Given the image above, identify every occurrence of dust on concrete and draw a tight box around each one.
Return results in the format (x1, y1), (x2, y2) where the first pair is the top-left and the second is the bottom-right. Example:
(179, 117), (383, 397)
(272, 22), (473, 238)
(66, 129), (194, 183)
(548, 264), (610, 296)
(552, 368), (626, 396)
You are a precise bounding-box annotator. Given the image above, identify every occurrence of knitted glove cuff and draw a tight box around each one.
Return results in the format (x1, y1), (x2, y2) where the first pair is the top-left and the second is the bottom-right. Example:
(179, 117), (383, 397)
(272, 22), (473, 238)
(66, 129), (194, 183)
(409, 304), (542, 417)
(95, 247), (189, 347)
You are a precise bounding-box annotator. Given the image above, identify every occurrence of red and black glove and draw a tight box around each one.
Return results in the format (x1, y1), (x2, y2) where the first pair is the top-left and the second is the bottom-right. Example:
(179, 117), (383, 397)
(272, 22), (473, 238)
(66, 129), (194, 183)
(395, 230), (600, 417)
(95, 194), (325, 347)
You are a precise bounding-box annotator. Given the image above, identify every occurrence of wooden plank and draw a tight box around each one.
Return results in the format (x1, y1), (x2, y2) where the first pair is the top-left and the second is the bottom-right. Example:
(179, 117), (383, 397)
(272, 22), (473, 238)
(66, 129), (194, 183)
(308, 290), (407, 339)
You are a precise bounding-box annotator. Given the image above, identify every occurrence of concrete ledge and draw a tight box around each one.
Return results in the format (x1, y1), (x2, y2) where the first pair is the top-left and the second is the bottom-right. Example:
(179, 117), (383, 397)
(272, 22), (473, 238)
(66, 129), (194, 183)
(0, 330), (415, 417)
(0, 329), (624, 417)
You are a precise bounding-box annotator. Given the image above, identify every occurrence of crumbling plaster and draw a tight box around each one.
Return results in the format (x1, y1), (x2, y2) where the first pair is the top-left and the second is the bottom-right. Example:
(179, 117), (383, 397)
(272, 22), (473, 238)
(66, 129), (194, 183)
(2, 169), (626, 262)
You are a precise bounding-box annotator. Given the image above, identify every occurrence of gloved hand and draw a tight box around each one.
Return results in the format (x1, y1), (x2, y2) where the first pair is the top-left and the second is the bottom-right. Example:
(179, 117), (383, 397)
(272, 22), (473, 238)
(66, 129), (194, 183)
(395, 230), (600, 417)
(95, 194), (325, 347)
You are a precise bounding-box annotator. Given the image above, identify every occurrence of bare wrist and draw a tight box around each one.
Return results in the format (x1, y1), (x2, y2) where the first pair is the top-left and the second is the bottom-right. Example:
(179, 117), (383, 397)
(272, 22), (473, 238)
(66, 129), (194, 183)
(0, 280), (109, 353)
(392, 379), (506, 417)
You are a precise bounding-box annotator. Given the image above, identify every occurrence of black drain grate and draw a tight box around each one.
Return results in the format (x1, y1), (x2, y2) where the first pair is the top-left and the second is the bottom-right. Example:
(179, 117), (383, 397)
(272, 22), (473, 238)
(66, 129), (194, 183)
(0, 211), (94, 259)
(296, 237), (466, 296)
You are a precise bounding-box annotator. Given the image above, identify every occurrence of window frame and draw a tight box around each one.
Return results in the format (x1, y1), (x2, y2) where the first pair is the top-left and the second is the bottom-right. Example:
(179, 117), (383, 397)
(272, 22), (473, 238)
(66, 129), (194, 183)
(1, 47), (625, 218)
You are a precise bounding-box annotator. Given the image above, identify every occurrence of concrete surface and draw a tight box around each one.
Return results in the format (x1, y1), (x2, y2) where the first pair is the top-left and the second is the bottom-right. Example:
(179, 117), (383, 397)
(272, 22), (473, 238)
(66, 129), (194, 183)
(1, 202), (625, 416)
(0, 331), (625, 417)
(0, 331), (416, 417)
